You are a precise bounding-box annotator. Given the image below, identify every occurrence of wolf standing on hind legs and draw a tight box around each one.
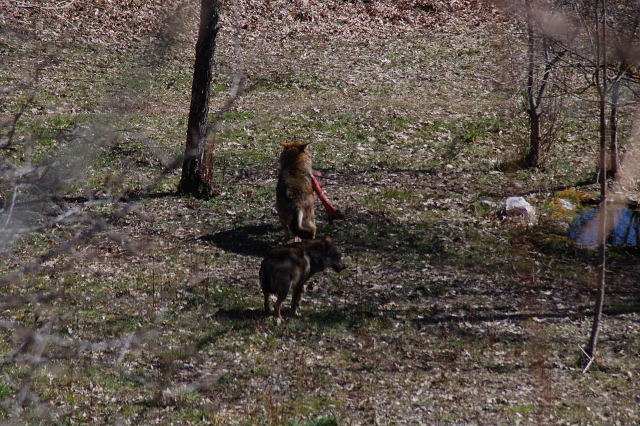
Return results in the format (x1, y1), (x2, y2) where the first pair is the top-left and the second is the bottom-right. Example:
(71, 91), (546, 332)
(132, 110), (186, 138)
(276, 142), (316, 241)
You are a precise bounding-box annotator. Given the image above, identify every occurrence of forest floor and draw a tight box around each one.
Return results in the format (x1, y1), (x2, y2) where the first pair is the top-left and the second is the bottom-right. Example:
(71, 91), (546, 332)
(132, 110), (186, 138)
(1, 1), (639, 424)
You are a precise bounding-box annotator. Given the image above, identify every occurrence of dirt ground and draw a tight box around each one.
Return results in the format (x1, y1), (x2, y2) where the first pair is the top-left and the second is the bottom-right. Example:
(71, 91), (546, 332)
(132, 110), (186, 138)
(1, 1), (639, 424)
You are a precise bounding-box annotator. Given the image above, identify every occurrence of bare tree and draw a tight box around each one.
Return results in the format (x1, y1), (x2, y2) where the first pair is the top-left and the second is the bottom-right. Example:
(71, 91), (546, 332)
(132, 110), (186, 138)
(491, 0), (568, 168)
(177, 0), (220, 199)
(561, 0), (640, 180)
(491, 0), (640, 369)
(523, 0), (565, 167)
(605, 1), (640, 177)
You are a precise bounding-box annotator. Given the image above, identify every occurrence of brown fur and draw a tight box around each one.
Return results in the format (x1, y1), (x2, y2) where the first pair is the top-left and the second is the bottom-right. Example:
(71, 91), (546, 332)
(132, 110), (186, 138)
(259, 237), (346, 319)
(276, 142), (316, 240)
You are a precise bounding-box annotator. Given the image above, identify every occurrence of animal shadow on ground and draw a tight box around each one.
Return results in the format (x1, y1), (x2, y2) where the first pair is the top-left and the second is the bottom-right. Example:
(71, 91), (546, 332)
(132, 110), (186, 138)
(215, 307), (268, 321)
(200, 224), (279, 257)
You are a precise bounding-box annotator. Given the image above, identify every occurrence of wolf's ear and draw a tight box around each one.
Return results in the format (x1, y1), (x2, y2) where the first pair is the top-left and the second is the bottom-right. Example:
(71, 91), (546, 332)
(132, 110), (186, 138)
(279, 142), (291, 148)
(322, 236), (333, 245)
(299, 142), (311, 150)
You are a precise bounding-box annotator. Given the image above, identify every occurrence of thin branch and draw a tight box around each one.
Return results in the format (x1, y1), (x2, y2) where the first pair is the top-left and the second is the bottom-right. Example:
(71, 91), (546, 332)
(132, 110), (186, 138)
(3, 185), (19, 228)
(1, 91), (36, 150)
(0, 155), (183, 287)
(535, 50), (564, 107)
(206, 71), (247, 134)
(116, 332), (136, 365)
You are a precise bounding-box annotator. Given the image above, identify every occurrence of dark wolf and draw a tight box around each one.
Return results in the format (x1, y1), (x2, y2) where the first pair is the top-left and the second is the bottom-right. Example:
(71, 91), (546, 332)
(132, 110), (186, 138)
(259, 237), (346, 319)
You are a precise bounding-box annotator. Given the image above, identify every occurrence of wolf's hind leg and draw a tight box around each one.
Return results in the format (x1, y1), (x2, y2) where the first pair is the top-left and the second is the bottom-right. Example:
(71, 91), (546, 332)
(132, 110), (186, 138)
(291, 280), (304, 317)
(274, 293), (286, 319)
(263, 293), (271, 314)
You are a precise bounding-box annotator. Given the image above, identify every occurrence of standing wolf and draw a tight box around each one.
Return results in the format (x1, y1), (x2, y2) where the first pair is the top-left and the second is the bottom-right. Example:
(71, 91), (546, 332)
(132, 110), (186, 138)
(276, 142), (316, 241)
(260, 237), (346, 319)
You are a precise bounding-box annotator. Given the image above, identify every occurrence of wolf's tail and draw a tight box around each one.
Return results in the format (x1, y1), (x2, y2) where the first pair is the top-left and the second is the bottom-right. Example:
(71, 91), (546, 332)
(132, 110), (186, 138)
(290, 208), (315, 239)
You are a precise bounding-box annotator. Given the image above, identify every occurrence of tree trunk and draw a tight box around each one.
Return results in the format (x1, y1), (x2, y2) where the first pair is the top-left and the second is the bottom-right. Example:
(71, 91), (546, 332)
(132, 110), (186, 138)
(523, 0), (541, 168)
(608, 78), (620, 178)
(525, 110), (541, 168)
(586, 0), (608, 364)
(177, 0), (219, 198)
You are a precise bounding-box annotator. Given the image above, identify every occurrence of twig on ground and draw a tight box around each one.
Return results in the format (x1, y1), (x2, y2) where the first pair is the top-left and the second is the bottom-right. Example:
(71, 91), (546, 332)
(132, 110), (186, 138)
(579, 345), (596, 373)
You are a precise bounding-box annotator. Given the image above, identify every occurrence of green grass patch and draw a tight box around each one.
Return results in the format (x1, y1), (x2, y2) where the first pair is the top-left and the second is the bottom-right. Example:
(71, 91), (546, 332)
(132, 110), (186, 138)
(0, 382), (13, 399)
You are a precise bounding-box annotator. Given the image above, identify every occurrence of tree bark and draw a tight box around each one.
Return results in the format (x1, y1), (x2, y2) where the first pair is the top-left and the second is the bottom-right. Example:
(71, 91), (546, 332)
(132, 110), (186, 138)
(524, 0), (541, 168)
(177, 0), (219, 198)
(525, 110), (541, 168)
